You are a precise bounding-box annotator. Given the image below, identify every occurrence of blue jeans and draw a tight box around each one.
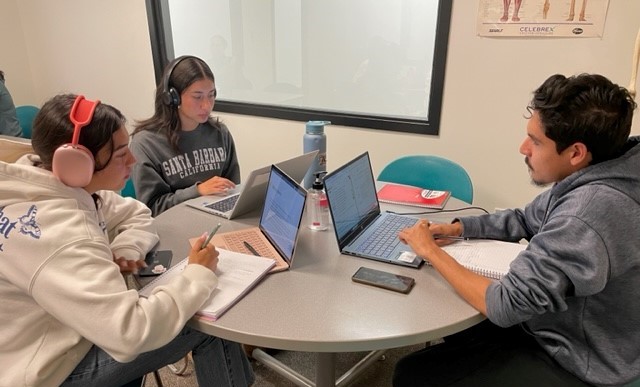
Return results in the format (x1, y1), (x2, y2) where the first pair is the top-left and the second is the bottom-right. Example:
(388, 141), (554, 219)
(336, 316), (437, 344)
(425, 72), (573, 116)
(60, 326), (254, 387)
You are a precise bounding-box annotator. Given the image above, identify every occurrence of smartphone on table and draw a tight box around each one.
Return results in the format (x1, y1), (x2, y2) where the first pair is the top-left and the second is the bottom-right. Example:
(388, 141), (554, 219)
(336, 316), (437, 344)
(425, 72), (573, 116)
(351, 266), (415, 294)
(138, 250), (173, 276)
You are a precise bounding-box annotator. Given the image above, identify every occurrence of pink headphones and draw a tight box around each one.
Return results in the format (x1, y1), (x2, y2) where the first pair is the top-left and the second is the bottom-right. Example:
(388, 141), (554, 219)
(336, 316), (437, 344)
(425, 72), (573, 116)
(52, 95), (100, 187)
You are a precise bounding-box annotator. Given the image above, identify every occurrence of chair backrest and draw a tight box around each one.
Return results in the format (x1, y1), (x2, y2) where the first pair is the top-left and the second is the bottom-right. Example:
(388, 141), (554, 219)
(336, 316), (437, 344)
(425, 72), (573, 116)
(15, 105), (40, 139)
(0, 136), (34, 163)
(377, 155), (474, 204)
(121, 177), (137, 198)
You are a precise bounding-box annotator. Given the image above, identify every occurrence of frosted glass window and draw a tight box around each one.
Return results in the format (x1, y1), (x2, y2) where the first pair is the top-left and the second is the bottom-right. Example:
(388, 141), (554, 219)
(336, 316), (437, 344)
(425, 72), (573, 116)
(145, 0), (451, 134)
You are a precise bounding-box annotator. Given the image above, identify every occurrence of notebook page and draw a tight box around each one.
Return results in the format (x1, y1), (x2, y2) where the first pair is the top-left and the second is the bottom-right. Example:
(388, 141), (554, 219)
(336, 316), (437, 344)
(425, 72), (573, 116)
(139, 248), (275, 320)
(441, 240), (526, 279)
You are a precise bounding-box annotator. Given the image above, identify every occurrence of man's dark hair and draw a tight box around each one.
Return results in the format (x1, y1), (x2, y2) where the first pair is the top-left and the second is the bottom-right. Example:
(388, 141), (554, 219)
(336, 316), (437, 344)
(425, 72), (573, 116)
(527, 73), (636, 164)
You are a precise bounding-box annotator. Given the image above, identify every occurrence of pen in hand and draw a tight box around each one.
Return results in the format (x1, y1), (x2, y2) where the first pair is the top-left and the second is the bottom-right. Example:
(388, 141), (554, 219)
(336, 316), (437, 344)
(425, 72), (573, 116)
(243, 241), (260, 256)
(201, 223), (222, 250)
(433, 235), (472, 241)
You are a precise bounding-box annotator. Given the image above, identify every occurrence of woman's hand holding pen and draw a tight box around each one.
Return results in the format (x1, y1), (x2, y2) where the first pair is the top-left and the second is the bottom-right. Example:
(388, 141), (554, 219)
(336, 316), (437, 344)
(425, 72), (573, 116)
(197, 175), (236, 196)
(189, 233), (220, 272)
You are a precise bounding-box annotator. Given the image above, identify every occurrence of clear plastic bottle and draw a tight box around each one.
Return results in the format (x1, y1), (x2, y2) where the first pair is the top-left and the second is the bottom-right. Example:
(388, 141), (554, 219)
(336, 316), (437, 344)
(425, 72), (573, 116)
(308, 172), (329, 231)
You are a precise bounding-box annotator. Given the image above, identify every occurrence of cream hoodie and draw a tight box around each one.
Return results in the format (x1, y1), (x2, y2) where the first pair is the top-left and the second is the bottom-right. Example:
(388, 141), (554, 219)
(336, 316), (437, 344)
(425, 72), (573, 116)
(0, 156), (218, 387)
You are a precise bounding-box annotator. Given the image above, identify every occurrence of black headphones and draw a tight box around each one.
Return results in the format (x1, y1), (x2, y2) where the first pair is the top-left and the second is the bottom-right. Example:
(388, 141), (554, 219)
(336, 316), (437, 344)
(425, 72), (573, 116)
(161, 55), (197, 107)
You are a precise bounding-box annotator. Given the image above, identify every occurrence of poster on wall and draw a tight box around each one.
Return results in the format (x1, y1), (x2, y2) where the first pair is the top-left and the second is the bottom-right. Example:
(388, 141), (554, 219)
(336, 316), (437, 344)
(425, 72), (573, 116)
(477, 0), (610, 38)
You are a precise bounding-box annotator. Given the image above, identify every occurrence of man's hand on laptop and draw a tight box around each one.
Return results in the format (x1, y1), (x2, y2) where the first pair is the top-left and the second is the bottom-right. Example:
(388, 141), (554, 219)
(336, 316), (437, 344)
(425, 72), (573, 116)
(197, 176), (236, 196)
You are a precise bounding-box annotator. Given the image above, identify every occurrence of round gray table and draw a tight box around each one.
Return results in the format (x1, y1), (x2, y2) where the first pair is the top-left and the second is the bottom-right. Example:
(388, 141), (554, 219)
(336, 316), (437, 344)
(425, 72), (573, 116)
(152, 194), (485, 387)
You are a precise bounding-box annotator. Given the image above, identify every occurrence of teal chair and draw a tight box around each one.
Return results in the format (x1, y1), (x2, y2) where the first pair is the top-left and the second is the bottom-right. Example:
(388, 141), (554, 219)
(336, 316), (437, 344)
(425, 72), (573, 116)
(627, 379), (640, 387)
(121, 177), (136, 198)
(377, 155), (473, 204)
(15, 105), (39, 139)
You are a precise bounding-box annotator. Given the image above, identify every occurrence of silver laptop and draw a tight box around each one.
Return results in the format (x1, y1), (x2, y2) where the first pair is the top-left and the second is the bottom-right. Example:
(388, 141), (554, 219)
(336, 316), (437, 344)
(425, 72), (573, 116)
(324, 152), (423, 268)
(210, 165), (307, 272)
(186, 150), (317, 219)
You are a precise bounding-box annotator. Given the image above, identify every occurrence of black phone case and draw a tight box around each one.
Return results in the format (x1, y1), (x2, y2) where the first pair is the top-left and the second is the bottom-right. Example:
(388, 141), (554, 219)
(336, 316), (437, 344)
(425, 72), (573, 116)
(351, 267), (415, 294)
(138, 250), (173, 276)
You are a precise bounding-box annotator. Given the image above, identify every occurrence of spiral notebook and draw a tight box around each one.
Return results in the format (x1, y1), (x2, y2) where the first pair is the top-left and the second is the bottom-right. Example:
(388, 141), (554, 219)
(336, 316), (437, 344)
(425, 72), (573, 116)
(441, 239), (526, 279)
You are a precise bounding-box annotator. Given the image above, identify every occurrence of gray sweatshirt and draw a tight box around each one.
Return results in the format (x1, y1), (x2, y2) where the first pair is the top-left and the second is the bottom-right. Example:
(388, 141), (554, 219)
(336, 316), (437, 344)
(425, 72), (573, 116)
(130, 121), (240, 216)
(459, 136), (640, 386)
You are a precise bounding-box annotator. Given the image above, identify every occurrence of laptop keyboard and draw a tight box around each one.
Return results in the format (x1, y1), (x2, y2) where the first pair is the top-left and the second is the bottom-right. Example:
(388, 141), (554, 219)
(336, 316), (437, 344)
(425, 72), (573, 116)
(357, 214), (417, 258)
(205, 194), (239, 212)
(221, 230), (275, 258)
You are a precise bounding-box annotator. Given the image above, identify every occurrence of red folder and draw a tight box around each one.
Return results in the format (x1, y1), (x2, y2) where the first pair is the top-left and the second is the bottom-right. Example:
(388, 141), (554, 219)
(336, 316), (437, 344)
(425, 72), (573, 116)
(377, 183), (450, 209)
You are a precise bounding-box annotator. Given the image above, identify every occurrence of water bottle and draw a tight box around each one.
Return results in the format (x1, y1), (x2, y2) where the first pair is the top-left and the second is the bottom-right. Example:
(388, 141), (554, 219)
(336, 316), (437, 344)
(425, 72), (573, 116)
(307, 172), (329, 231)
(303, 120), (330, 189)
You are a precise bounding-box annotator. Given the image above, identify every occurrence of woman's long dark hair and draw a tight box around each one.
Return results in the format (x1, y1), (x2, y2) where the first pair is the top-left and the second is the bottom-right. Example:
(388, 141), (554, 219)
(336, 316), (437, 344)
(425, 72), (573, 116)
(133, 56), (220, 153)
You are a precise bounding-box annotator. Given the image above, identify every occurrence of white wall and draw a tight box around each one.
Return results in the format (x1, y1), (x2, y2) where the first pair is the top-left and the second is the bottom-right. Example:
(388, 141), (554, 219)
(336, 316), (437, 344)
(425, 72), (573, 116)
(2, 0), (639, 212)
(2, 0), (156, 126)
(0, 0), (34, 104)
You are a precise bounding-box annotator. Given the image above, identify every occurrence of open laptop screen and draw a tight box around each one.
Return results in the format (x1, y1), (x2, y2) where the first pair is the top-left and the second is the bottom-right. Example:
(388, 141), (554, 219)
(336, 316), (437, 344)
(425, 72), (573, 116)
(259, 165), (307, 263)
(324, 152), (380, 244)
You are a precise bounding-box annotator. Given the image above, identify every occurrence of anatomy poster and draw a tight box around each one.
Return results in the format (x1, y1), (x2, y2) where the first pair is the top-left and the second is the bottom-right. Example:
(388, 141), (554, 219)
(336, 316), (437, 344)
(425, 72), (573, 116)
(477, 0), (610, 37)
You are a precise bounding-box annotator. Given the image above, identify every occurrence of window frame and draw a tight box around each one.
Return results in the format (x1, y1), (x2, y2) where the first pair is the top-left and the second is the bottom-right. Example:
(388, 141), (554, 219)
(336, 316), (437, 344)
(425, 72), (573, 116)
(144, 0), (452, 135)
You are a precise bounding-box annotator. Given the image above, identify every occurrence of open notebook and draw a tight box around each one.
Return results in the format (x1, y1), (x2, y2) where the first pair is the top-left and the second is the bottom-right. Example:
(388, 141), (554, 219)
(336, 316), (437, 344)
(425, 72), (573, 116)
(441, 239), (526, 279)
(138, 249), (275, 321)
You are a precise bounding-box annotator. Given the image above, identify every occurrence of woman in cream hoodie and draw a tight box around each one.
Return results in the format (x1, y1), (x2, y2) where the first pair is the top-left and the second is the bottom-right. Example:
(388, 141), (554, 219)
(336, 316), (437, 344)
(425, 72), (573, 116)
(0, 94), (253, 387)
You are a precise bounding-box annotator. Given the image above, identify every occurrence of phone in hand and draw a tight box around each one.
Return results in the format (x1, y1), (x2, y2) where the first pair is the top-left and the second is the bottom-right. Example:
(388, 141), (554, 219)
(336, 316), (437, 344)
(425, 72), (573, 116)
(138, 250), (173, 277)
(351, 266), (415, 294)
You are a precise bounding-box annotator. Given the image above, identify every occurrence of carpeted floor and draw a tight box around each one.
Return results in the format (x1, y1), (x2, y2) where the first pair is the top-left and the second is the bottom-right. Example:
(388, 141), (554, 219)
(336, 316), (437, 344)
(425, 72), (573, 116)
(144, 344), (424, 387)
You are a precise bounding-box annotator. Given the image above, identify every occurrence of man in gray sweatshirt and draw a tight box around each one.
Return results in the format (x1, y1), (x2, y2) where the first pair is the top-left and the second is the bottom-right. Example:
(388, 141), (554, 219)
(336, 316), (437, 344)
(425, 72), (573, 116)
(393, 73), (640, 387)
